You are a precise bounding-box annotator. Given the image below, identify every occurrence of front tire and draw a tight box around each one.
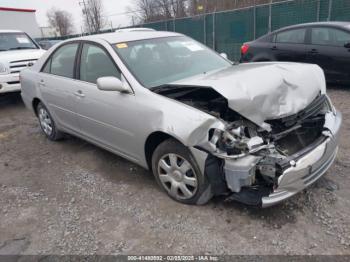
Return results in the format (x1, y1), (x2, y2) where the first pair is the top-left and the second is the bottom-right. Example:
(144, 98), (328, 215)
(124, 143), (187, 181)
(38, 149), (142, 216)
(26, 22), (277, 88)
(37, 102), (63, 141)
(151, 139), (213, 205)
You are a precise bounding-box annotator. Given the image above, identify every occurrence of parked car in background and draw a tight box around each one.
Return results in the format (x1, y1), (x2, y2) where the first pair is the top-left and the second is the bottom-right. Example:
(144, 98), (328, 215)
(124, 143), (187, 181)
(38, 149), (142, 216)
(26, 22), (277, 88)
(0, 30), (45, 94)
(20, 31), (341, 207)
(38, 40), (61, 50)
(240, 22), (350, 84)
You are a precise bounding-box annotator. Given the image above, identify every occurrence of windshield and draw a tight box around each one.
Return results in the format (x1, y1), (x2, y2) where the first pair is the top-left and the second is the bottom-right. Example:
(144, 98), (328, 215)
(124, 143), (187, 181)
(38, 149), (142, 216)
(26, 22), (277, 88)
(0, 32), (39, 52)
(113, 36), (231, 88)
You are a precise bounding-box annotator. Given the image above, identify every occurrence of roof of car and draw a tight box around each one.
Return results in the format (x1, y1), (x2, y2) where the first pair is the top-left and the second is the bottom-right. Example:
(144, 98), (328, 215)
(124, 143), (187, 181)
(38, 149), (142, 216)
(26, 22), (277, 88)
(0, 29), (23, 33)
(273, 21), (350, 33)
(72, 31), (182, 44)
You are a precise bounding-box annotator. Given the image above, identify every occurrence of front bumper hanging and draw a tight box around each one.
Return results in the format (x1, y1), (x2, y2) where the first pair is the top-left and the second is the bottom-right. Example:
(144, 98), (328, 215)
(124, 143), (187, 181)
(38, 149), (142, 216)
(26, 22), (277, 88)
(261, 110), (342, 207)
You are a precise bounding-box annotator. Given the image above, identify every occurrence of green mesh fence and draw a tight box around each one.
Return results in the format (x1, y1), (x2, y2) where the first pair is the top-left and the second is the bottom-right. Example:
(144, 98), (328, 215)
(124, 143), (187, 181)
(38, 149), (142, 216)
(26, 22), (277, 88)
(271, 0), (319, 31)
(144, 21), (167, 31)
(175, 16), (205, 43)
(141, 0), (350, 61)
(255, 5), (270, 38)
(39, 0), (350, 61)
(205, 14), (214, 47)
(319, 0), (331, 21)
(331, 0), (350, 21)
(215, 8), (255, 60)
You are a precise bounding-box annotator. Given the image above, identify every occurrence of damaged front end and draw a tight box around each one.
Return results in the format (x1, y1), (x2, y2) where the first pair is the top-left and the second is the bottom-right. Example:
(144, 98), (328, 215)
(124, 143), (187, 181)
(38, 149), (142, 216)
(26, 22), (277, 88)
(153, 84), (341, 207)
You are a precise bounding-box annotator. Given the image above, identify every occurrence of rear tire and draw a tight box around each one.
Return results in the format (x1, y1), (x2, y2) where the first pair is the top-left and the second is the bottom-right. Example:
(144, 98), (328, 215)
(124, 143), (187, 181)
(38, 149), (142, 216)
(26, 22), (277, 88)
(36, 102), (63, 141)
(151, 139), (213, 205)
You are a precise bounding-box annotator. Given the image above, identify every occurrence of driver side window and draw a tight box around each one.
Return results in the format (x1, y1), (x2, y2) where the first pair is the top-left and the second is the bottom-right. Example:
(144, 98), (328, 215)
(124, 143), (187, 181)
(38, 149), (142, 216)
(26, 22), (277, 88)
(80, 43), (121, 84)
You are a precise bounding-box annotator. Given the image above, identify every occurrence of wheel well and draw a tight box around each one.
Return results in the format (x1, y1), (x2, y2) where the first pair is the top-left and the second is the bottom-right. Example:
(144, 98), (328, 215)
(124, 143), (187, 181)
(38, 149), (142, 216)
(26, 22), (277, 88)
(32, 98), (41, 116)
(144, 132), (176, 170)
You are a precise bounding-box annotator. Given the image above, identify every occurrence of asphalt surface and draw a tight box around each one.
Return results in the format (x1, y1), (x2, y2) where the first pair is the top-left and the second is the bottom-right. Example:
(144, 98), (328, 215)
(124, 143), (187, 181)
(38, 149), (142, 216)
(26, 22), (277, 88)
(0, 89), (349, 255)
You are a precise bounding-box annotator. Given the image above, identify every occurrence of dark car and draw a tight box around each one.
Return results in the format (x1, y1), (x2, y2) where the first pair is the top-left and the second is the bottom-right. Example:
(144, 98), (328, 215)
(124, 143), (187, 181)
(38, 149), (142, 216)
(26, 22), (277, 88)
(240, 22), (350, 84)
(37, 40), (61, 50)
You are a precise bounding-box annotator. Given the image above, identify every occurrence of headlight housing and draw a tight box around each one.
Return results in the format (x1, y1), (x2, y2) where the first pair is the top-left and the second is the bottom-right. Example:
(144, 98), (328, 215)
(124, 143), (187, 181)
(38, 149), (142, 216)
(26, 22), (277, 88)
(208, 126), (266, 159)
(0, 63), (8, 75)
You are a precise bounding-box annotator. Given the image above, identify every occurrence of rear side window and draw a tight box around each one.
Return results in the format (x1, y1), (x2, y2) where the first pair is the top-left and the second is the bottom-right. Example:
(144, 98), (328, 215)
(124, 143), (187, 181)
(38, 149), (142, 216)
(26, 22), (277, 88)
(49, 43), (79, 78)
(334, 29), (350, 46)
(79, 43), (120, 84)
(312, 27), (350, 46)
(276, 28), (306, 44)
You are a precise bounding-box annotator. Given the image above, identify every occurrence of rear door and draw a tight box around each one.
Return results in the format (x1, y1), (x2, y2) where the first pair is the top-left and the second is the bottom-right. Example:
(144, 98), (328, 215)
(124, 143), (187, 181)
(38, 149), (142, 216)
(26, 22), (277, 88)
(273, 27), (308, 62)
(306, 26), (350, 83)
(39, 42), (80, 132)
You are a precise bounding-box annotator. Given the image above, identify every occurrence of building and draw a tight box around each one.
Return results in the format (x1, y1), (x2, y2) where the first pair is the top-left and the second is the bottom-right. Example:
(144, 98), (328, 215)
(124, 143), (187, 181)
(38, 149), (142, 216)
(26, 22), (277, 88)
(0, 7), (42, 38)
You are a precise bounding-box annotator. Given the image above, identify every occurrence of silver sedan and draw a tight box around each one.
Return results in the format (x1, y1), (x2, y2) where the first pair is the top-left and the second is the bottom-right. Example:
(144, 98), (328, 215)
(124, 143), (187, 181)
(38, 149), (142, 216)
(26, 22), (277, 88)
(20, 31), (341, 207)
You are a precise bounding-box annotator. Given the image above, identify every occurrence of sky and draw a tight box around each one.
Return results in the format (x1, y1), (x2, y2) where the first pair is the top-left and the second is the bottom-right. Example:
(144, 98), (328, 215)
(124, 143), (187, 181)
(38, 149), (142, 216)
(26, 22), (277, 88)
(0, 0), (134, 33)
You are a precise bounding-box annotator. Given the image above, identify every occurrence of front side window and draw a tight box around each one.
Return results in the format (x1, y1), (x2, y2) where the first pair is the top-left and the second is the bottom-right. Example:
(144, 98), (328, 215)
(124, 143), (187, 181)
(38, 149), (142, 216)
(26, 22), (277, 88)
(0, 32), (38, 51)
(80, 43), (120, 84)
(311, 27), (350, 46)
(50, 43), (79, 78)
(311, 28), (333, 45)
(276, 28), (306, 44)
(113, 36), (231, 88)
(333, 29), (350, 46)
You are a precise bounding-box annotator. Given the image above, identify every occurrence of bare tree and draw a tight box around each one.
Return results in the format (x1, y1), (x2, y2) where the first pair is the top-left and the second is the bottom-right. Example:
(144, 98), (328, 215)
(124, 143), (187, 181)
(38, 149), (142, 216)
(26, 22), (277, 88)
(128, 0), (188, 24)
(127, 0), (277, 24)
(82, 0), (106, 32)
(47, 8), (74, 36)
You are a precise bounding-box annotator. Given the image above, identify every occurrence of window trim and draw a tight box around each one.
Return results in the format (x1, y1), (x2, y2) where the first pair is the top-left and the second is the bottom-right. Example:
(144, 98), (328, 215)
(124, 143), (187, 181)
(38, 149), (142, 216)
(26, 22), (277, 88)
(274, 27), (307, 45)
(77, 40), (122, 85)
(40, 40), (81, 79)
(42, 57), (52, 73)
(309, 26), (350, 47)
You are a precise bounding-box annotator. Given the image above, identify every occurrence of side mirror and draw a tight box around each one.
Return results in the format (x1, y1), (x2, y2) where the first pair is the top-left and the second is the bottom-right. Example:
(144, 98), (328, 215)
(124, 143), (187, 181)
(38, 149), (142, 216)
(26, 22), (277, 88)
(344, 42), (350, 49)
(220, 53), (228, 59)
(97, 76), (131, 93)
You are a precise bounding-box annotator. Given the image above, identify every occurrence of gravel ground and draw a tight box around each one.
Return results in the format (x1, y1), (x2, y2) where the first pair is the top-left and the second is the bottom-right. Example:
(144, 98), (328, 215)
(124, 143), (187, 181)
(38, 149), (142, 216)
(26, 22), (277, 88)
(0, 89), (349, 255)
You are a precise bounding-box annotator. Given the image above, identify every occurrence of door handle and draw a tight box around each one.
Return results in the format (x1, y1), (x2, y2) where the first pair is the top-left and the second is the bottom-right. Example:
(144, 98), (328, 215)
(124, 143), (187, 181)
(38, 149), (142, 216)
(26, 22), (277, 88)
(38, 79), (45, 87)
(271, 46), (277, 50)
(74, 90), (85, 98)
(308, 49), (318, 54)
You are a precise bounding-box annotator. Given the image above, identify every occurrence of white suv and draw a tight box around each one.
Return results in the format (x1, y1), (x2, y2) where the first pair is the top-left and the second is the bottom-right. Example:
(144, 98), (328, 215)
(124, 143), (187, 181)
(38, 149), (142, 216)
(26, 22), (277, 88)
(0, 30), (46, 93)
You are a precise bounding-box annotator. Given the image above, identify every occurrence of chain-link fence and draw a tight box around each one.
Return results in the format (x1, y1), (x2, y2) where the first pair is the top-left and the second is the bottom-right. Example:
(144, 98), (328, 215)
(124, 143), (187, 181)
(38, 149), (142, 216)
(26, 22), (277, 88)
(141, 0), (350, 60)
(39, 0), (350, 61)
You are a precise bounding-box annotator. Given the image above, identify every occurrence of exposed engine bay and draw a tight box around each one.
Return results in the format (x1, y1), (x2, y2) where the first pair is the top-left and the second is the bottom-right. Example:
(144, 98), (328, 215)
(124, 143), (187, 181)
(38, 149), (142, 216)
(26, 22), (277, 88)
(153, 85), (332, 205)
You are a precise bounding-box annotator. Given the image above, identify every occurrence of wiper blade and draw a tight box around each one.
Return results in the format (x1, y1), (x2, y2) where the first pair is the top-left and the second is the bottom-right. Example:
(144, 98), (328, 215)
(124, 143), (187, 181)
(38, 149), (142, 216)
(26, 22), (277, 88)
(150, 84), (185, 93)
(150, 84), (205, 98)
(9, 47), (36, 50)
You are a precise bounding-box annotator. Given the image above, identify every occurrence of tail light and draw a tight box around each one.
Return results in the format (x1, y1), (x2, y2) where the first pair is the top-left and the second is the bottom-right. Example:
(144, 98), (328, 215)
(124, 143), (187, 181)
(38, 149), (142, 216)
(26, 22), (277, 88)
(241, 44), (250, 55)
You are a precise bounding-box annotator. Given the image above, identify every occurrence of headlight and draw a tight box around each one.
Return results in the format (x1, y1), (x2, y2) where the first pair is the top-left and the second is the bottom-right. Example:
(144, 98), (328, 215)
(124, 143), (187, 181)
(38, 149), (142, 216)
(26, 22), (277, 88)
(0, 63), (8, 74)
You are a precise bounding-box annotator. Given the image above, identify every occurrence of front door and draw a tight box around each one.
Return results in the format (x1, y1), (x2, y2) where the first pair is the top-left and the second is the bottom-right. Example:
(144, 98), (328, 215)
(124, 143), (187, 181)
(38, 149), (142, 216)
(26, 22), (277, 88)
(74, 43), (138, 159)
(306, 27), (350, 83)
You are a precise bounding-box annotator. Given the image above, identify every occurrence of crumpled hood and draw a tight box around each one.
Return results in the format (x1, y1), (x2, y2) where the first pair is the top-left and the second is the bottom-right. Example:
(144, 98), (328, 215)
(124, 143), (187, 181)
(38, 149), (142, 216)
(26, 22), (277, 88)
(0, 49), (46, 64)
(172, 62), (326, 128)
